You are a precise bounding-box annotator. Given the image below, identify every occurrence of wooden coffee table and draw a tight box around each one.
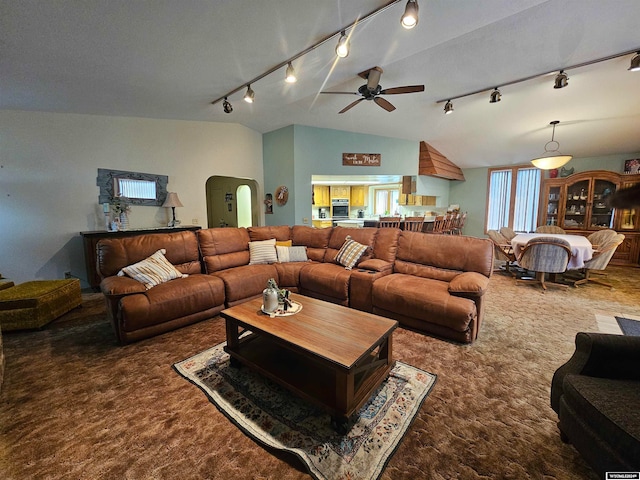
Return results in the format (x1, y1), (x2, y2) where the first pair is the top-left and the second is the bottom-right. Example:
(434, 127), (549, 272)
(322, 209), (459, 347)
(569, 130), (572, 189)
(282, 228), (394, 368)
(221, 294), (398, 433)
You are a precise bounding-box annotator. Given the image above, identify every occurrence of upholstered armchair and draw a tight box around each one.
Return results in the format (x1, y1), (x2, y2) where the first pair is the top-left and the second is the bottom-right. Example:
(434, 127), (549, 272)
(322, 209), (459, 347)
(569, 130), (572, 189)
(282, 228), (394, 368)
(487, 230), (517, 275)
(515, 236), (571, 290)
(586, 229), (617, 249)
(535, 225), (566, 234)
(551, 332), (640, 476)
(573, 233), (625, 288)
(499, 226), (516, 240)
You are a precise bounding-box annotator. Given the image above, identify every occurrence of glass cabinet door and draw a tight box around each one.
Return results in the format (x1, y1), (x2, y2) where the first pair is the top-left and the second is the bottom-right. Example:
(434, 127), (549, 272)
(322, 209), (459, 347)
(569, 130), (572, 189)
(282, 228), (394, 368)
(563, 179), (589, 229)
(590, 179), (616, 229)
(617, 180), (639, 231)
(544, 186), (561, 226)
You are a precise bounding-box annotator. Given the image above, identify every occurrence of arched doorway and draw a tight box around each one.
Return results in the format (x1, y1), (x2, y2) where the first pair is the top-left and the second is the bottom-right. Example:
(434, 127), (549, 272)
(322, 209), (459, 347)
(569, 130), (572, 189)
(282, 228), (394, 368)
(205, 176), (260, 227)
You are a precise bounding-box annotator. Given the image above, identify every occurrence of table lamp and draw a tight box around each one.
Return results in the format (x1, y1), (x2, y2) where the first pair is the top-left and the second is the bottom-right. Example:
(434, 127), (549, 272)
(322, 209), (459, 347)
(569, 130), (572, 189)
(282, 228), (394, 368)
(162, 192), (184, 227)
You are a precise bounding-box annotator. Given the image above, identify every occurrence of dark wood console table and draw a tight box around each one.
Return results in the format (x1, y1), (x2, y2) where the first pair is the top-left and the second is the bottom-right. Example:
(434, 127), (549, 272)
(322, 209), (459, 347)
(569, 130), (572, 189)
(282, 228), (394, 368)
(80, 226), (201, 290)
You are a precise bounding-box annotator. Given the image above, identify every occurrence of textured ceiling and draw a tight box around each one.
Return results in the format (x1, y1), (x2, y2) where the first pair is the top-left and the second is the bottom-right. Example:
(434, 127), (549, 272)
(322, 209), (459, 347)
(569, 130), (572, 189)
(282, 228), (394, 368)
(2, 0), (639, 168)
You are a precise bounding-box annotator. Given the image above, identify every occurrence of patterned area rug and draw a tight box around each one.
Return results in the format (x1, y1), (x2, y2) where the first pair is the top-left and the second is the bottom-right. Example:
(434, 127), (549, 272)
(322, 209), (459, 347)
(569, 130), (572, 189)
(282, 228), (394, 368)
(174, 342), (436, 480)
(616, 316), (640, 336)
(595, 311), (640, 336)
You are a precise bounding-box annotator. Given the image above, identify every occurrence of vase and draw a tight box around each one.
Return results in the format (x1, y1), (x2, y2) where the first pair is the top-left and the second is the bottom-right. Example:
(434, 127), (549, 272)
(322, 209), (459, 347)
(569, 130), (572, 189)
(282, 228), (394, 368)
(262, 286), (279, 313)
(119, 212), (129, 230)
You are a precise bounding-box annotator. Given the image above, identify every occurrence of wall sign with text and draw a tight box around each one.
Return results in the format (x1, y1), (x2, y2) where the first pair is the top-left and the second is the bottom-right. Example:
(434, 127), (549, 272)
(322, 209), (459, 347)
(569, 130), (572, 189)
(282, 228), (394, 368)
(342, 153), (381, 166)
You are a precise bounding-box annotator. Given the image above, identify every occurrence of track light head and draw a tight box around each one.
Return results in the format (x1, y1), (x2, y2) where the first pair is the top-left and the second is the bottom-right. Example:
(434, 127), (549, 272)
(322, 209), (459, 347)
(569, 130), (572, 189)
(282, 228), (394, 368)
(629, 52), (640, 71)
(336, 31), (349, 58)
(489, 88), (501, 103)
(223, 97), (233, 113)
(244, 85), (255, 104)
(285, 62), (297, 83)
(444, 100), (454, 114)
(401, 0), (419, 29)
(554, 70), (569, 89)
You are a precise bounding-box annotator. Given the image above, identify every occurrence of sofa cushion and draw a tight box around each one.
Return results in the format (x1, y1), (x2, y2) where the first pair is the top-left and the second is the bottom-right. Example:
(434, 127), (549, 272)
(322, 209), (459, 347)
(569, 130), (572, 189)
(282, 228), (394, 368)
(372, 273), (476, 332)
(276, 245), (308, 263)
(117, 249), (186, 290)
(299, 263), (352, 305)
(213, 264), (278, 306)
(325, 227), (376, 265)
(561, 375), (640, 466)
(248, 226), (292, 242)
(334, 236), (368, 270)
(249, 239), (278, 265)
(291, 225), (332, 262)
(198, 228), (251, 272)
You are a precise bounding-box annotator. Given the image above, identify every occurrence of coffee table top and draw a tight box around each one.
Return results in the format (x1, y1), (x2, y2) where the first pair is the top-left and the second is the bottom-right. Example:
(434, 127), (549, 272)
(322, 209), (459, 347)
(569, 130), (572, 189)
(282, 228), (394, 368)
(221, 294), (397, 369)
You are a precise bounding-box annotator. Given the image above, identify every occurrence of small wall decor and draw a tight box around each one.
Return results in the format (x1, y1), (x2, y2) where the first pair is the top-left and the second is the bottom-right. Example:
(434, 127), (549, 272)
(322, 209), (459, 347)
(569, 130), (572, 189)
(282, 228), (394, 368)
(342, 153), (381, 166)
(623, 159), (640, 175)
(275, 186), (288, 206)
(264, 193), (273, 214)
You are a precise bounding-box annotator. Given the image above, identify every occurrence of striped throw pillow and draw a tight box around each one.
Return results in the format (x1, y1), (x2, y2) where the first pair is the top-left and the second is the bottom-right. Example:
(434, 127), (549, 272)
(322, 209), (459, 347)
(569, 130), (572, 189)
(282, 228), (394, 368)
(276, 245), (308, 263)
(334, 236), (368, 270)
(248, 239), (278, 265)
(117, 249), (185, 289)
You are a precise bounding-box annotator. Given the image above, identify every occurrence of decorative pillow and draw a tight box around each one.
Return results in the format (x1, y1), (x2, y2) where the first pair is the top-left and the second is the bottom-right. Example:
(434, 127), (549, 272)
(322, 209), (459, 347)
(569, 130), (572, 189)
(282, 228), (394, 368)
(276, 245), (308, 263)
(117, 249), (185, 290)
(275, 240), (292, 247)
(248, 239), (278, 265)
(334, 236), (368, 270)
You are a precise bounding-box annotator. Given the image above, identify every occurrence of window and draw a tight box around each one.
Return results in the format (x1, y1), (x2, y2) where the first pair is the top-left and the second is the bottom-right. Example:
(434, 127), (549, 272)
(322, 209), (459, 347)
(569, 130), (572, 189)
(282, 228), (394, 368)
(373, 188), (400, 215)
(486, 166), (541, 233)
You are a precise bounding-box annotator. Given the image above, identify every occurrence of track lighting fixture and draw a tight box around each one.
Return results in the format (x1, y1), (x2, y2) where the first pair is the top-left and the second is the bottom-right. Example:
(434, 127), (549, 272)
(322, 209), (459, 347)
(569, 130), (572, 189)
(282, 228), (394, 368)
(531, 121), (573, 170)
(554, 70), (569, 89)
(335, 31), (349, 58)
(222, 97), (233, 113)
(285, 62), (297, 83)
(489, 88), (501, 103)
(243, 85), (255, 104)
(401, 0), (419, 29)
(444, 100), (453, 114)
(629, 52), (640, 71)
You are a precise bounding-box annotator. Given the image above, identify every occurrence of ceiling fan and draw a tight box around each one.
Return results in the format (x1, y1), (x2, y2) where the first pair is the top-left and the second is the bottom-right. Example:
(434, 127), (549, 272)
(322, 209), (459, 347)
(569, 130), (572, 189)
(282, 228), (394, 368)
(321, 66), (425, 113)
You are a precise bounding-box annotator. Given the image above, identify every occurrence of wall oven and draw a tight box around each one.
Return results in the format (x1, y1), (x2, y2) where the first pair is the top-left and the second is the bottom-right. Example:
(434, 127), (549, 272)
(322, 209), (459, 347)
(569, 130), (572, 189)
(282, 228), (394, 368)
(331, 198), (350, 221)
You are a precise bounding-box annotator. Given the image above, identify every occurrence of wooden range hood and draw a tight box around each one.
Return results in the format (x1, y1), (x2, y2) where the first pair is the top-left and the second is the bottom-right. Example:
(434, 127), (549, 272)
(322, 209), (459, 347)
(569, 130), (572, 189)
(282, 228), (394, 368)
(418, 141), (465, 181)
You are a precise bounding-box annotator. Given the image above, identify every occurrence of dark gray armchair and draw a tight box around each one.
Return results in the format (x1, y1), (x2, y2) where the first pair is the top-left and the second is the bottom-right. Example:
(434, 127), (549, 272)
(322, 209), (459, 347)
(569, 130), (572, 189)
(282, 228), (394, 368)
(551, 332), (640, 476)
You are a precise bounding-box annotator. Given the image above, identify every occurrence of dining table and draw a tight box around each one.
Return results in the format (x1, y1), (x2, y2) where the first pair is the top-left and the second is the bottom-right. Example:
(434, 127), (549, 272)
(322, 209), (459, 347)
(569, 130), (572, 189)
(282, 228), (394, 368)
(510, 233), (594, 270)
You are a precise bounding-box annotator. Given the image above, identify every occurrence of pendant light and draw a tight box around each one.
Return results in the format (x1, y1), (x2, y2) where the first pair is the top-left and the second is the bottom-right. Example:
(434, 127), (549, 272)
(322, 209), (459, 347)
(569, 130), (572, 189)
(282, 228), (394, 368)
(335, 31), (349, 58)
(530, 121), (573, 170)
(243, 85), (255, 103)
(401, 0), (419, 29)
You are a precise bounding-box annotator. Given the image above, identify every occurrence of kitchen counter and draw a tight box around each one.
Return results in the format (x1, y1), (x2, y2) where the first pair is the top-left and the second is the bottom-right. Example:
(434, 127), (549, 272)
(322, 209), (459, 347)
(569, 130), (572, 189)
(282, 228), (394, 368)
(335, 219), (365, 228)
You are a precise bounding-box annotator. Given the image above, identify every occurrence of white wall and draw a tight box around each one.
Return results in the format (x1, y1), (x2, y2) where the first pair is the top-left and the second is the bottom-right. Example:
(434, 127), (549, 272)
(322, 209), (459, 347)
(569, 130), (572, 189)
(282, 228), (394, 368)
(0, 110), (263, 288)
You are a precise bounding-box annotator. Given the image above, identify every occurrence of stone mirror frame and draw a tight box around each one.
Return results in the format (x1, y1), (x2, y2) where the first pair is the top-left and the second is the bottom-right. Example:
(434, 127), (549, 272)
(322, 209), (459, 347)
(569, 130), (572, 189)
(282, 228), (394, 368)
(97, 168), (168, 206)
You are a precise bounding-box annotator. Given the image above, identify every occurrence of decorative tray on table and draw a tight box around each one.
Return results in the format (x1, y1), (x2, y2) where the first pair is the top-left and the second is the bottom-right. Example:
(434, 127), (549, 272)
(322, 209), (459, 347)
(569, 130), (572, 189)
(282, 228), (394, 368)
(261, 301), (303, 318)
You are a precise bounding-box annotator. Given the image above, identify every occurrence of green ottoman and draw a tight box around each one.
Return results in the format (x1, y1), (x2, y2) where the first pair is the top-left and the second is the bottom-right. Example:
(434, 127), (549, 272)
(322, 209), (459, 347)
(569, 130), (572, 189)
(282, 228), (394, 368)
(0, 279), (82, 331)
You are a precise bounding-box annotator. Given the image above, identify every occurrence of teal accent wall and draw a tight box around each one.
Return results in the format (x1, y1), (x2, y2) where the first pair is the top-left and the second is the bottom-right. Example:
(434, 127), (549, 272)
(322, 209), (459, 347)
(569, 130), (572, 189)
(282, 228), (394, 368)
(263, 125), (295, 226)
(263, 125), (450, 225)
(453, 152), (640, 238)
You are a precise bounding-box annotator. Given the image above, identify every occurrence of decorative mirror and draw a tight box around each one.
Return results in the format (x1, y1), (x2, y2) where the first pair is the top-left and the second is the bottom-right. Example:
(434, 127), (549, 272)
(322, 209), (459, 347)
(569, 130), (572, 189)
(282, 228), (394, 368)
(97, 168), (168, 206)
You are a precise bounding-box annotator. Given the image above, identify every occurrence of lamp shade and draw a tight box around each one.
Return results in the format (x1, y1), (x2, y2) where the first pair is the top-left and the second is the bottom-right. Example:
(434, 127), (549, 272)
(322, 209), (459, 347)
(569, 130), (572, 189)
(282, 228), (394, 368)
(531, 155), (573, 170)
(162, 192), (183, 208)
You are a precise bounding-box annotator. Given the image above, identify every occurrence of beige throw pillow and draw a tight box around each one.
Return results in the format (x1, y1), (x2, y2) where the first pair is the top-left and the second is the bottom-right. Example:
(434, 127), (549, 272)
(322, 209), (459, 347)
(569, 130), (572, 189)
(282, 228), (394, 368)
(117, 249), (185, 289)
(249, 239), (278, 265)
(334, 236), (368, 270)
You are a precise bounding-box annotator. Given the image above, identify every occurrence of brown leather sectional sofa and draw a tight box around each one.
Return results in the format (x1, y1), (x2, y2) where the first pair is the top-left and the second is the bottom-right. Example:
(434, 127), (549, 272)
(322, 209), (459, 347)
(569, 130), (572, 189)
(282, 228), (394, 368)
(96, 225), (494, 345)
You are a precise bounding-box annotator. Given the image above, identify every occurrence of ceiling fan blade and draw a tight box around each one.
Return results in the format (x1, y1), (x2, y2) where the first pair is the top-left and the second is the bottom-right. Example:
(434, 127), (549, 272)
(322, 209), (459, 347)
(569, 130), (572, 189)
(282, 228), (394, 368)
(374, 97), (396, 112)
(339, 98), (365, 114)
(366, 67), (383, 91)
(379, 85), (425, 95)
(320, 91), (360, 95)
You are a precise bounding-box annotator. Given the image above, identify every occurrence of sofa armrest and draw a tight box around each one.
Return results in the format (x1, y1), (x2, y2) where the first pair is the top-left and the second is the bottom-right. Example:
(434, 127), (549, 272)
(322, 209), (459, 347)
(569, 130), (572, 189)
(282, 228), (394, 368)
(356, 258), (394, 273)
(448, 272), (490, 297)
(100, 276), (147, 297)
(551, 332), (640, 412)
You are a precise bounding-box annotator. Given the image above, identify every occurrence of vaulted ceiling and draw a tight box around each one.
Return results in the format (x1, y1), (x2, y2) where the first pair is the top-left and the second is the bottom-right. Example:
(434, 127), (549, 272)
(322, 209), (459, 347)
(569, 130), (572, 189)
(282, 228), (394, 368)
(2, 0), (639, 168)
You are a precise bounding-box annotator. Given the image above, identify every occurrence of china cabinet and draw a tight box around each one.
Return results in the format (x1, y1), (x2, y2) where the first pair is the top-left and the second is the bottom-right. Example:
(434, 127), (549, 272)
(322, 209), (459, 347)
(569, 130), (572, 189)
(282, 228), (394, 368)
(539, 170), (640, 266)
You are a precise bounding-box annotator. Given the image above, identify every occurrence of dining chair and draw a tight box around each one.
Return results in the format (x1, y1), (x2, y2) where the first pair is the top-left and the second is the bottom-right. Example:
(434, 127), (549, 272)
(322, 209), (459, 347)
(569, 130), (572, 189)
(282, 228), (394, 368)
(572, 233), (625, 288)
(515, 236), (572, 290)
(586, 229), (617, 250)
(499, 227), (517, 241)
(442, 214), (456, 234)
(451, 212), (467, 235)
(535, 225), (566, 234)
(403, 216), (425, 232)
(378, 216), (402, 228)
(431, 215), (446, 234)
(487, 229), (518, 275)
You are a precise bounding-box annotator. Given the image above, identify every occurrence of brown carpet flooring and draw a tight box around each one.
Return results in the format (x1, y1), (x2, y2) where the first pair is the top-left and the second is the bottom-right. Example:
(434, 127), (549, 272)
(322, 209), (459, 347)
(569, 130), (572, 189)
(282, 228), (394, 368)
(1, 265), (639, 480)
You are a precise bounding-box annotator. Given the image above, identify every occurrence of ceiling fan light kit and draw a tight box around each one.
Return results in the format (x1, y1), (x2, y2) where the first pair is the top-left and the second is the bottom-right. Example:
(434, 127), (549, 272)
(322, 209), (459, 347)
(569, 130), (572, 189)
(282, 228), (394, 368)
(401, 0), (419, 29)
(530, 121), (573, 170)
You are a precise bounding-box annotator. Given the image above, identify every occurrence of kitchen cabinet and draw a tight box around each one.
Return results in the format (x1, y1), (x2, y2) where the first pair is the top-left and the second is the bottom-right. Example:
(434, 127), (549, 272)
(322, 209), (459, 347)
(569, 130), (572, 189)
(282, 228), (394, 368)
(539, 170), (640, 266)
(312, 185), (330, 206)
(350, 186), (368, 206)
(330, 186), (350, 199)
(399, 194), (436, 206)
(312, 220), (333, 229)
